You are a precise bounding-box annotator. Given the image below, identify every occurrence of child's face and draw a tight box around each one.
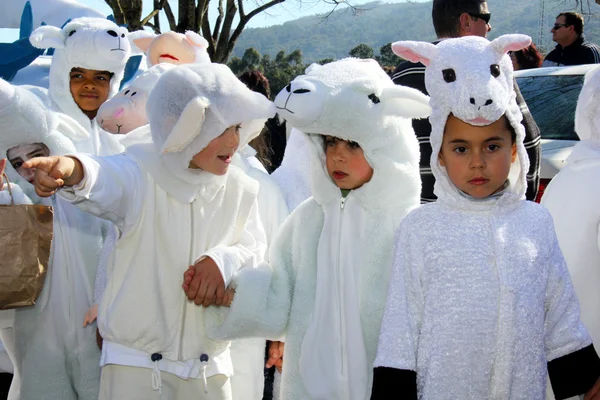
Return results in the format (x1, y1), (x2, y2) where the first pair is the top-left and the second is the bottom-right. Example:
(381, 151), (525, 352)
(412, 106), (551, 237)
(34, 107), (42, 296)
(439, 115), (517, 198)
(69, 67), (112, 119)
(7, 143), (50, 184)
(189, 125), (241, 175)
(324, 135), (373, 190)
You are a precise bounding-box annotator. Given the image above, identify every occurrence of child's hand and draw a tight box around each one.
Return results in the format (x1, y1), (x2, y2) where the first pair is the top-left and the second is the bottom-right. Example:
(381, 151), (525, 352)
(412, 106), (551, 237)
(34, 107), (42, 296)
(83, 304), (99, 327)
(585, 378), (600, 400)
(182, 257), (226, 307)
(266, 341), (285, 373)
(221, 287), (235, 307)
(22, 156), (82, 197)
(0, 159), (6, 191)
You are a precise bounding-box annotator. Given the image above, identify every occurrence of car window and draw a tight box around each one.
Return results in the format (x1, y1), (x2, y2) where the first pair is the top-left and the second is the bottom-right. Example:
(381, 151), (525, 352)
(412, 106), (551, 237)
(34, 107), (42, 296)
(516, 74), (583, 141)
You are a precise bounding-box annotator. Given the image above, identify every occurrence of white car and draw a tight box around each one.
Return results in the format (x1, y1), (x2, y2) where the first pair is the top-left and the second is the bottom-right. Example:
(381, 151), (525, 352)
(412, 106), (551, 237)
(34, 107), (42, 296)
(515, 64), (597, 202)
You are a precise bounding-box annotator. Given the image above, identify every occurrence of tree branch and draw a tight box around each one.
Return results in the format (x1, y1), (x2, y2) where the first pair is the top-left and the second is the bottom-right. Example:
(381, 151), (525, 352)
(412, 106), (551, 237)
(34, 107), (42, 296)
(243, 0), (285, 23)
(141, 9), (161, 27)
(163, 0), (177, 31)
(213, 0), (225, 41)
(144, 22), (161, 34)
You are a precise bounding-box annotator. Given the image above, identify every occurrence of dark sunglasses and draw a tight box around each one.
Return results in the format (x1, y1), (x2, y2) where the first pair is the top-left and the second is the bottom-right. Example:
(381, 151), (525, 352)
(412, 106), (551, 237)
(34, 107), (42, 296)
(553, 23), (568, 30)
(468, 12), (491, 24)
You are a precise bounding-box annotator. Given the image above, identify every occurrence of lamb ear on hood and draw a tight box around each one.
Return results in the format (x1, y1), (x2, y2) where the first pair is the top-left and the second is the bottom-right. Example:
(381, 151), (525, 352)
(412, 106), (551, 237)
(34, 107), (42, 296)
(379, 85), (432, 119)
(160, 96), (211, 154)
(128, 30), (157, 55)
(489, 34), (532, 56)
(29, 25), (66, 50)
(392, 41), (437, 66)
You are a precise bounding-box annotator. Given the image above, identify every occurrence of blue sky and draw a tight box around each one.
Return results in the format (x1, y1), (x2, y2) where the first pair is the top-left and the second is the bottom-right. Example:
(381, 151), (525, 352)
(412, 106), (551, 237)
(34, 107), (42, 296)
(0, 0), (429, 42)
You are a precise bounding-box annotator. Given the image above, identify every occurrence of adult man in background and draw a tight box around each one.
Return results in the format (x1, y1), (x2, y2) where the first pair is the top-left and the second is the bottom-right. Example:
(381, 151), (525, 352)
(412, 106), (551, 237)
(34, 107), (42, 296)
(543, 12), (600, 67)
(392, 0), (541, 202)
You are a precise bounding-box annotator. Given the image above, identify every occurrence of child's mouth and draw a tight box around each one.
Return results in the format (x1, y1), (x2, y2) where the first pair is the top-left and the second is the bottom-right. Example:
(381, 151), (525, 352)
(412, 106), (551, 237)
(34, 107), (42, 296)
(332, 171), (348, 180)
(159, 54), (179, 61)
(468, 177), (489, 185)
(218, 155), (232, 164)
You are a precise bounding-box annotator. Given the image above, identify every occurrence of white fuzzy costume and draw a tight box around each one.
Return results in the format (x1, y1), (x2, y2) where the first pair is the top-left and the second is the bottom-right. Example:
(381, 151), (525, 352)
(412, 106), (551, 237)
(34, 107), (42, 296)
(270, 127), (312, 211)
(58, 63), (273, 399)
(29, 17), (130, 155)
(0, 78), (112, 400)
(372, 35), (599, 400)
(210, 58), (431, 400)
(541, 65), (600, 398)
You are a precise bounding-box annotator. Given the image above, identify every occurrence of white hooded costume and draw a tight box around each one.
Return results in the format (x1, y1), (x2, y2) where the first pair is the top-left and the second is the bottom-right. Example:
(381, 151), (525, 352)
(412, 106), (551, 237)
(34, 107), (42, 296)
(208, 58), (431, 400)
(372, 35), (599, 400)
(541, 65), (600, 398)
(29, 17), (130, 156)
(57, 63), (273, 399)
(0, 78), (112, 400)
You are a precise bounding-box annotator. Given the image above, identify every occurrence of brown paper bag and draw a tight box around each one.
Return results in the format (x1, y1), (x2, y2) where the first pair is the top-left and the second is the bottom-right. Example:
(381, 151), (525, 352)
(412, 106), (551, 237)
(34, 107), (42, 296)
(0, 174), (53, 310)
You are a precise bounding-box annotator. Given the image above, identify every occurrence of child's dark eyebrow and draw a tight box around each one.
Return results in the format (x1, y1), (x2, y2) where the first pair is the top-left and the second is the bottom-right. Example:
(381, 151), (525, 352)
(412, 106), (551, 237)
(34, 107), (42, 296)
(448, 139), (469, 144)
(8, 156), (22, 164)
(482, 136), (506, 142)
(26, 150), (44, 158)
(71, 68), (84, 73)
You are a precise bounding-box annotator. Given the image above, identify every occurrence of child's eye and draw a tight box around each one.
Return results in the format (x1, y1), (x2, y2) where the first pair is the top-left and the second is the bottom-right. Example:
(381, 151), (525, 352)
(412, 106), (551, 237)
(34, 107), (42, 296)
(487, 144), (500, 151)
(12, 161), (22, 169)
(97, 76), (108, 81)
(31, 153), (44, 159)
(453, 146), (467, 154)
(348, 141), (360, 149)
(71, 74), (83, 79)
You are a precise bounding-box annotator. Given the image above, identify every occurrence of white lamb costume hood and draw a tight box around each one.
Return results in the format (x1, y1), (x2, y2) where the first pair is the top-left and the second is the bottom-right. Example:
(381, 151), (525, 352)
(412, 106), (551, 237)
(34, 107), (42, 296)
(0, 78), (112, 400)
(373, 35), (593, 400)
(212, 57), (431, 400)
(541, 65), (600, 377)
(29, 17), (129, 155)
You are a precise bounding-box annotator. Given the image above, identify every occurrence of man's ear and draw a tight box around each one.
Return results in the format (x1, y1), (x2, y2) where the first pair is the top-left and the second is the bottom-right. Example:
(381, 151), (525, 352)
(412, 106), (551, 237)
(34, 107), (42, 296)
(459, 12), (472, 35)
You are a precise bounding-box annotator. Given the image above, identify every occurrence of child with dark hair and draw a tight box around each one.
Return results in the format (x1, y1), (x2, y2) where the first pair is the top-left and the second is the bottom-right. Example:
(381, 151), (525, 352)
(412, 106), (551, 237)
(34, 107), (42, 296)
(510, 43), (543, 70)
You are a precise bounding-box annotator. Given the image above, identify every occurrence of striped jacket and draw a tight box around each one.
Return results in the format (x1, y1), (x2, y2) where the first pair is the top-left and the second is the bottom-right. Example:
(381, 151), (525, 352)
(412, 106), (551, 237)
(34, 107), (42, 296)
(392, 47), (541, 203)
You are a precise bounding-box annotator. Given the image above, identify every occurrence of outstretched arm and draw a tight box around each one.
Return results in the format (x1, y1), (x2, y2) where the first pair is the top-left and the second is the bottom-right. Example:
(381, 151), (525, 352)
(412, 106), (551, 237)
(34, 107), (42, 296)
(23, 156), (84, 197)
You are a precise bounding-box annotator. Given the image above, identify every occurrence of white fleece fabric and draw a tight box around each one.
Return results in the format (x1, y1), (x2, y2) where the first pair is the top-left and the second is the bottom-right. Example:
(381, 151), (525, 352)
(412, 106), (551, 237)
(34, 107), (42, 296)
(374, 35), (593, 399)
(542, 65), (600, 378)
(29, 17), (128, 155)
(211, 57), (431, 400)
(0, 78), (112, 400)
(58, 63), (273, 396)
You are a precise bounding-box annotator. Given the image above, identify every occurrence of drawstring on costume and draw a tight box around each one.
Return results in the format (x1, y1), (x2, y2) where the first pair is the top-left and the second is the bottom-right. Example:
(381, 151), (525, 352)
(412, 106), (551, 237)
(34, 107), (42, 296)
(151, 353), (163, 397)
(200, 353), (209, 394)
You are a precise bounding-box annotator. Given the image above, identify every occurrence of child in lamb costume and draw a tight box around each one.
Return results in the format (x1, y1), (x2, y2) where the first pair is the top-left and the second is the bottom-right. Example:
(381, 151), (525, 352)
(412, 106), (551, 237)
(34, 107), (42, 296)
(25, 63), (272, 400)
(541, 65), (600, 399)
(371, 35), (600, 400)
(29, 17), (131, 156)
(194, 57), (432, 400)
(0, 78), (113, 400)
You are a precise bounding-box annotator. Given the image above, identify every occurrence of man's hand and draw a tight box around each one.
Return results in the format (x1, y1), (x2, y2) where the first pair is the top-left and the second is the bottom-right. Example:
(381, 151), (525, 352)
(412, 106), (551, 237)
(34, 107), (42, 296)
(266, 341), (285, 373)
(0, 159), (6, 191)
(22, 156), (83, 197)
(182, 257), (225, 307)
(585, 378), (600, 400)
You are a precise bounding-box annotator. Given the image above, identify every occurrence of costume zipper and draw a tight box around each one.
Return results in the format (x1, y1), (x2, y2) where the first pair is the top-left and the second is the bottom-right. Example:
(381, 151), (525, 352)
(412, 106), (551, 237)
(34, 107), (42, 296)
(336, 196), (347, 376)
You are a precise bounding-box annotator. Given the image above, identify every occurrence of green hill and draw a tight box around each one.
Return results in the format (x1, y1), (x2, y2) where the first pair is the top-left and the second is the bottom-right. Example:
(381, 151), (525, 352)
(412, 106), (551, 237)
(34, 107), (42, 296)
(233, 0), (600, 63)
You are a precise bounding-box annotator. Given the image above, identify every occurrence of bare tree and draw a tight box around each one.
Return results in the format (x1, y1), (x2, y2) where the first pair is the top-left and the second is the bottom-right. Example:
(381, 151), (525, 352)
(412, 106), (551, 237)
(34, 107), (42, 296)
(104, 0), (357, 63)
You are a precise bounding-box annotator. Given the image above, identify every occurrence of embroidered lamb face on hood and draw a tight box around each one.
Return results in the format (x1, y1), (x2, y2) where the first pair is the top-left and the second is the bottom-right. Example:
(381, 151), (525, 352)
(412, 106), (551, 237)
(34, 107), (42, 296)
(274, 57), (431, 210)
(0, 78), (88, 202)
(29, 17), (130, 130)
(393, 34), (532, 207)
(575, 65), (600, 142)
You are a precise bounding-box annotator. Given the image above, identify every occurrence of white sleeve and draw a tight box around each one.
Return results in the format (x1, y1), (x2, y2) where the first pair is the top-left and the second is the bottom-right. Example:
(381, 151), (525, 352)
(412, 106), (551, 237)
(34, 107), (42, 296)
(57, 153), (144, 233)
(544, 231), (592, 362)
(374, 223), (420, 372)
(200, 199), (267, 287)
(206, 211), (295, 341)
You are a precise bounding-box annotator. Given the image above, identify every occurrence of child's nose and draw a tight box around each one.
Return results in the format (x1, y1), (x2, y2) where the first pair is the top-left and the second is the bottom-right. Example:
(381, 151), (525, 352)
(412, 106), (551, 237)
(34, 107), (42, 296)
(470, 153), (485, 168)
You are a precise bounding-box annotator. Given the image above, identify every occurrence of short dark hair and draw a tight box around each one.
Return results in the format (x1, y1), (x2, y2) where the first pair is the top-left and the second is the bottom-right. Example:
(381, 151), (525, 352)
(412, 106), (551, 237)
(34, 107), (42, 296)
(237, 70), (271, 99)
(512, 44), (543, 70)
(557, 12), (584, 36)
(432, 0), (487, 38)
